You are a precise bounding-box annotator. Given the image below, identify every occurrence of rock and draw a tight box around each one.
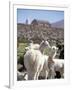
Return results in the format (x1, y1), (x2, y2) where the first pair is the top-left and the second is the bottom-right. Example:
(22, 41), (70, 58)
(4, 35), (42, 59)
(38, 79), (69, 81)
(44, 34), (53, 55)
(17, 71), (24, 80)
(17, 64), (23, 71)
(17, 71), (28, 80)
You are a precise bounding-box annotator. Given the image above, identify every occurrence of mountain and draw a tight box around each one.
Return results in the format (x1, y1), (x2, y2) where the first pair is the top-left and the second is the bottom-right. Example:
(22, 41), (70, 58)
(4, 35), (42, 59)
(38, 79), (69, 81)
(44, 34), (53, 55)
(51, 20), (64, 29)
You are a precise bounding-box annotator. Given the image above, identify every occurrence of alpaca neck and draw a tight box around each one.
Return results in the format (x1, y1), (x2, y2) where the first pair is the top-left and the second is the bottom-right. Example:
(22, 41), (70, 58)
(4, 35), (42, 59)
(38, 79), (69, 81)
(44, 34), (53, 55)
(53, 52), (56, 59)
(39, 46), (44, 54)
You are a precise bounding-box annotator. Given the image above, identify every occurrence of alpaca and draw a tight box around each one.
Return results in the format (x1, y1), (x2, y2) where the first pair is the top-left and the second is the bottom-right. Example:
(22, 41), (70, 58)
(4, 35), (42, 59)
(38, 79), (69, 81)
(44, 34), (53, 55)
(39, 45), (58, 79)
(53, 59), (64, 78)
(24, 49), (50, 80)
(39, 58), (64, 79)
(47, 46), (64, 79)
(51, 46), (64, 78)
(24, 40), (50, 80)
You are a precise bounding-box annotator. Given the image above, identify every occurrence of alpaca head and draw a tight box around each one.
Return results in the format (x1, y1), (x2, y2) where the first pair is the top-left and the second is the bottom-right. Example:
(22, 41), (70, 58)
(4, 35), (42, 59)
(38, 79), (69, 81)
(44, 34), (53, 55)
(40, 40), (50, 48)
(39, 40), (50, 53)
(51, 46), (58, 58)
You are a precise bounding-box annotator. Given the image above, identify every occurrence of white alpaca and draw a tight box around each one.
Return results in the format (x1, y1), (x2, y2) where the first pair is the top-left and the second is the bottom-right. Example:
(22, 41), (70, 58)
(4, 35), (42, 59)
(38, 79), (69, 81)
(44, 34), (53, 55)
(51, 46), (64, 78)
(24, 41), (49, 80)
(53, 59), (64, 78)
(24, 49), (50, 80)
(39, 46), (58, 79)
(47, 46), (64, 79)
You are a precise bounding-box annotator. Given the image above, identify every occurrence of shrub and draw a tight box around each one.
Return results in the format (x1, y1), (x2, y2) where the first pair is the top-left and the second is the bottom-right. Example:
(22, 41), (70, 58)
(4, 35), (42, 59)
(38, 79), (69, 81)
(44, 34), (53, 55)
(17, 42), (28, 70)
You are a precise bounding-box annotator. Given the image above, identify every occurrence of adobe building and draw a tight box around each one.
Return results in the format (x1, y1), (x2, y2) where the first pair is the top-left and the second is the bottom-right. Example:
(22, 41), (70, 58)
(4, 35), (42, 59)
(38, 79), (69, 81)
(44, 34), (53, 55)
(31, 19), (51, 28)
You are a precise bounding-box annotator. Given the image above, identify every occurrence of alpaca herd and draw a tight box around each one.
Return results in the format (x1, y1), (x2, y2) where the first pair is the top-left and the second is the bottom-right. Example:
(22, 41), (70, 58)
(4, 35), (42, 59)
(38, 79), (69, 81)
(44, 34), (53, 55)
(24, 40), (64, 80)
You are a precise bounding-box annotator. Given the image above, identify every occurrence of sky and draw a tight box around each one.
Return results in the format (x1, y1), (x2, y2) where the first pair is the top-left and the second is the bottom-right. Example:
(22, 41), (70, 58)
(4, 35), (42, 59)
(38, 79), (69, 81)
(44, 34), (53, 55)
(17, 9), (64, 24)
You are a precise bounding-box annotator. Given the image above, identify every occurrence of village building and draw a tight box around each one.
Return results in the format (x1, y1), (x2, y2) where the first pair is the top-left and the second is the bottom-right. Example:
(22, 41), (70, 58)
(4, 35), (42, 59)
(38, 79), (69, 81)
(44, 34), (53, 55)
(31, 19), (51, 28)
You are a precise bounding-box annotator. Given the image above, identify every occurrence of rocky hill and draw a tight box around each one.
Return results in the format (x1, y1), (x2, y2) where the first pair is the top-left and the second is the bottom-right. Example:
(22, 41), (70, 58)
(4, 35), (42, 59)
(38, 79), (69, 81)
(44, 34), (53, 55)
(17, 23), (64, 45)
(51, 20), (64, 29)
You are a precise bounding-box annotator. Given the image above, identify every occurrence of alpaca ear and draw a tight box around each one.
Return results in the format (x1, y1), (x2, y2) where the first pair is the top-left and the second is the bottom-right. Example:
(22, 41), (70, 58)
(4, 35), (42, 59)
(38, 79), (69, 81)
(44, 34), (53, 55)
(42, 40), (44, 43)
(40, 40), (44, 46)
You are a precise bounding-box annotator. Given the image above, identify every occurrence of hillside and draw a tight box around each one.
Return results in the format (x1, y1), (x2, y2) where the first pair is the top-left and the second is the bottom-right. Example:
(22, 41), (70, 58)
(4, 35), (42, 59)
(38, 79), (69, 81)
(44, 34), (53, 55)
(17, 23), (64, 45)
(51, 20), (64, 29)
